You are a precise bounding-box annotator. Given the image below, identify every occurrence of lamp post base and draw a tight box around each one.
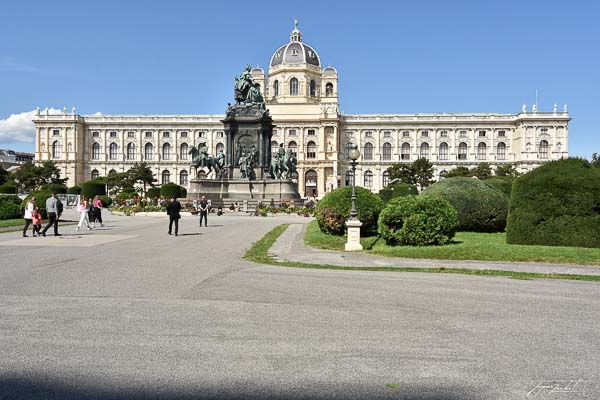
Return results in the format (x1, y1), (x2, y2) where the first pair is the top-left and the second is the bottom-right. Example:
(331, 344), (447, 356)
(345, 219), (363, 251)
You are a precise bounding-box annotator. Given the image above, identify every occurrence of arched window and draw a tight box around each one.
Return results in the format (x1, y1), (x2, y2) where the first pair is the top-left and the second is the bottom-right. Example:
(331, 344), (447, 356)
(538, 140), (549, 159)
(127, 143), (136, 160)
(145, 143), (154, 160)
(180, 170), (188, 186)
(363, 143), (373, 160)
(401, 143), (411, 160)
(52, 141), (61, 159)
(439, 170), (448, 179)
(288, 141), (298, 157)
(108, 169), (117, 175)
(109, 142), (118, 160)
(305, 170), (318, 197)
(477, 142), (487, 160)
(273, 80), (279, 97)
(161, 170), (170, 184)
(309, 80), (316, 97)
(92, 143), (100, 160)
(67, 142), (73, 152)
(496, 142), (506, 160)
(325, 83), (333, 97)
(91, 169), (99, 179)
(438, 142), (448, 160)
(364, 170), (373, 188)
(41, 142), (46, 152)
(345, 142), (353, 159)
(197, 170), (206, 179)
(162, 143), (171, 160)
(271, 140), (278, 155)
(306, 141), (317, 159)
(345, 170), (353, 186)
(420, 142), (430, 159)
(290, 78), (299, 96)
(180, 143), (188, 160)
(382, 170), (390, 187)
(382, 142), (392, 161)
(216, 142), (224, 154)
(458, 142), (468, 160)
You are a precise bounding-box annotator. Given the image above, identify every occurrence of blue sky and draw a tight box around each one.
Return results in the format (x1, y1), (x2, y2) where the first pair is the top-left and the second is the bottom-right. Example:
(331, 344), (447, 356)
(1, 0), (598, 158)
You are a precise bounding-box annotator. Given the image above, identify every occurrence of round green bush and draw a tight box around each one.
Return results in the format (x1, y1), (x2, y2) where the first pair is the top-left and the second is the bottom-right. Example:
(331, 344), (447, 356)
(506, 158), (600, 248)
(378, 195), (458, 246)
(80, 179), (106, 198)
(483, 177), (513, 198)
(42, 183), (67, 194)
(67, 186), (82, 195)
(315, 186), (384, 236)
(0, 195), (21, 207)
(22, 191), (52, 219)
(378, 183), (418, 203)
(99, 195), (113, 208)
(159, 183), (185, 199)
(0, 182), (17, 194)
(147, 187), (161, 199)
(180, 186), (187, 198)
(0, 202), (21, 220)
(422, 177), (509, 232)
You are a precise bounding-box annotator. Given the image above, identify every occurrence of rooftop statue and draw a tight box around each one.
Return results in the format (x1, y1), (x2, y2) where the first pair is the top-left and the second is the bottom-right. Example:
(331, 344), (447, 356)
(234, 64), (265, 108)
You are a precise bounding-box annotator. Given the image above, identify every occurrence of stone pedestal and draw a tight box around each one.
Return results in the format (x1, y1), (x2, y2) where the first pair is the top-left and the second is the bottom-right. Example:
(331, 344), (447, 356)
(345, 219), (363, 252)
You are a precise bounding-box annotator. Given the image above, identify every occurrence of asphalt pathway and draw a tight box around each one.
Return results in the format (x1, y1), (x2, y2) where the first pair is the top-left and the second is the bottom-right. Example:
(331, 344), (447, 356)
(0, 212), (598, 399)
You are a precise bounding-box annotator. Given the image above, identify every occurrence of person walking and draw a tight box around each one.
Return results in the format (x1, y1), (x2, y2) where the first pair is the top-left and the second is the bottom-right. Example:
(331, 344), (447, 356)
(197, 195), (208, 227)
(166, 196), (182, 236)
(31, 206), (42, 237)
(76, 195), (92, 231)
(41, 192), (61, 237)
(22, 197), (36, 237)
(92, 195), (104, 227)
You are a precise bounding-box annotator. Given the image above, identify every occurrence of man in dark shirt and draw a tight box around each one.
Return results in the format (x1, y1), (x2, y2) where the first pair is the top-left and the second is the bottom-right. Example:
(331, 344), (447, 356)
(166, 196), (182, 236)
(198, 195), (208, 227)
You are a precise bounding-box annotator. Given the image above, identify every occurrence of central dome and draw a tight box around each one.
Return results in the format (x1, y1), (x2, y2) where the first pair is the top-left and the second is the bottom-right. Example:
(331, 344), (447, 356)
(270, 20), (321, 68)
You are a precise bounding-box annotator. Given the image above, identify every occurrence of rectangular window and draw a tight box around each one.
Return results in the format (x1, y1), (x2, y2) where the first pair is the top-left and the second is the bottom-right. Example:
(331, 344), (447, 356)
(421, 130), (429, 138)
(459, 130), (467, 137)
(180, 131), (188, 138)
(307, 129), (316, 136)
(478, 130), (486, 137)
(498, 130), (506, 137)
(53, 129), (60, 136)
(127, 131), (135, 138)
(216, 131), (224, 138)
(272, 129), (279, 136)
(402, 131), (410, 138)
(162, 131), (171, 139)
(383, 131), (391, 138)
(440, 130), (448, 137)
(288, 129), (297, 136)
(198, 131), (205, 138)
(109, 131), (117, 138)
(145, 131), (152, 138)
(92, 131), (99, 138)
(365, 131), (372, 138)
(540, 128), (548, 135)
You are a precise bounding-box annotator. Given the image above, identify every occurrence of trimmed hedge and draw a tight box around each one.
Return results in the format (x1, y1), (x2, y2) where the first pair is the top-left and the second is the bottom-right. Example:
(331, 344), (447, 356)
(506, 158), (600, 248)
(99, 195), (113, 208)
(315, 186), (384, 236)
(80, 179), (106, 198)
(378, 195), (458, 246)
(42, 183), (67, 194)
(0, 195), (22, 220)
(422, 177), (509, 232)
(147, 187), (161, 199)
(22, 191), (52, 219)
(160, 183), (185, 199)
(0, 182), (17, 194)
(67, 186), (82, 195)
(378, 183), (418, 203)
(483, 177), (513, 198)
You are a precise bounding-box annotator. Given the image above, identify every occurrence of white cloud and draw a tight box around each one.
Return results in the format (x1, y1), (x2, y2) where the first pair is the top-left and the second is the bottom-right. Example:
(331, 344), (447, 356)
(0, 108), (63, 146)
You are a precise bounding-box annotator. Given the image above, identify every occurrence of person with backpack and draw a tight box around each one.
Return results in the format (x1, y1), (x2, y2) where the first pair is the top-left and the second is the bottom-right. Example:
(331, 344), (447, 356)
(22, 197), (36, 237)
(41, 192), (61, 237)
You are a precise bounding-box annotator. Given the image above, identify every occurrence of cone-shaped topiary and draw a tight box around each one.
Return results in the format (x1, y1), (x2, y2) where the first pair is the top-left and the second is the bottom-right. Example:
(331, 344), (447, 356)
(506, 158), (600, 248)
(378, 195), (458, 246)
(315, 186), (384, 236)
(422, 177), (509, 232)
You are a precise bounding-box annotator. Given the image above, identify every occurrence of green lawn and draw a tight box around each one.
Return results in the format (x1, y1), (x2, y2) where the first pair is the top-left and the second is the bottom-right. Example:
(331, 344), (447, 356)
(0, 219), (25, 228)
(304, 220), (600, 265)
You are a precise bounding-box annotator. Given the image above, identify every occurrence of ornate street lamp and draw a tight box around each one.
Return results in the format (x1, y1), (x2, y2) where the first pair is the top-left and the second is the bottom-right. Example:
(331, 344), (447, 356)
(345, 143), (363, 251)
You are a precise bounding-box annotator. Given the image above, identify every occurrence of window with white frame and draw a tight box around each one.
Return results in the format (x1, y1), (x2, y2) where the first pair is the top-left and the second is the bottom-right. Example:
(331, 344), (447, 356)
(145, 131), (152, 139)
(91, 169), (99, 179)
(52, 129), (60, 136)
(51, 141), (61, 159)
(345, 169), (353, 186)
(383, 131), (391, 138)
(497, 142), (506, 160)
(382, 142), (392, 161)
(288, 129), (297, 136)
(109, 131), (117, 138)
(144, 143), (154, 160)
(478, 130), (486, 137)
(306, 141), (317, 159)
(498, 130), (506, 137)
(540, 128), (548, 135)
(180, 170), (188, 186)
(216, 142), (224, 154)
(161, 170), (170, 184)
(382, 170), (390, 187)
(420, 142), (430, 159)
(365, 131), (373, 138)
(440, 130), (448, 137)
(458, 142), (468, 160)
(421, 130), (429, 138)
(477, 142), (487, 160)
(127, 143), (136, 160)
(180, 131), (188, 138)
(162, 143), (171, 160)
(271, 141), (278, 154)
(307, 129), (316, 136)
(198, 131), (206, 138)
(109, 142), (118, 160)
(127, 131), (135, 138)
(538, 140), (549, 159)
(180, 143), (189, 160)
(364, 170), (373, 188)
(162, 131), (170, 139)
(273, 80), (279, 97)
(438, 142), (448, 160)
(363, 143), (373, 160)
(290, 78), (299, 96)
(401, 143), (411, 160)
(402, 131), (410, 138)
(216, 131), (224, 138)
(92, 143), (100, 160)
(344, 142), (353, 159)
(92, 131), (99, 138)
(288, 141), (298, 157)
(459, 130), (467, 137)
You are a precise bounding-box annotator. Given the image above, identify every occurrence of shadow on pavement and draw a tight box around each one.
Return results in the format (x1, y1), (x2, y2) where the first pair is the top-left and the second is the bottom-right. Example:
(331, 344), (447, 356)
(180, 233), (202, 236)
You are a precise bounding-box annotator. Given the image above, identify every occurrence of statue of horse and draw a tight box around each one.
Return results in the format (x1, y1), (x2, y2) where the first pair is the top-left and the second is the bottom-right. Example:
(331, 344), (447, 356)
(277, 151), (298, 179)
(189, 146), (224, 179)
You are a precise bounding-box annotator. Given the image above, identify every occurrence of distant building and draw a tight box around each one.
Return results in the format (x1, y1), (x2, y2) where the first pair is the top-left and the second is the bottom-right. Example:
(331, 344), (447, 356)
(0, 149), (34, 170)
(33, 21), (570, 197)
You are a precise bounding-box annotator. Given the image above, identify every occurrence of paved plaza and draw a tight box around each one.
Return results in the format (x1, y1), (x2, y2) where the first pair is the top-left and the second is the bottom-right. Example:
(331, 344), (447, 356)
(0, 211), (599, 399)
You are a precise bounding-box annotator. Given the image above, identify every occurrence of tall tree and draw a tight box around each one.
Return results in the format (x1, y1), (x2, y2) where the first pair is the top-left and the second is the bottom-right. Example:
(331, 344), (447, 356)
(387, 163), (417, 185)
(592, 153), (600, 168)
(39, 161), (68, 186)
(470, 163), (493, 180)
(495, 163), (520, 178)
(129, 162), (156, 194)
(445, 166), (471, 178)
(12, 162), (42, 192)
(0, 165), (8, 185)
(413, 157), (434, 189)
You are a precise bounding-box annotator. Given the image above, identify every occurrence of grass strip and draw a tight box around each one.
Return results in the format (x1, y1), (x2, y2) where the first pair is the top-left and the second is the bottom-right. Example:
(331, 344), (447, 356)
(244, 224), (600, 282)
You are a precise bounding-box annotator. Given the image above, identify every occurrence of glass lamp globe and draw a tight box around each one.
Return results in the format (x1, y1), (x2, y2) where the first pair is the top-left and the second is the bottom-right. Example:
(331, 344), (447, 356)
(349, 144), (360, 161)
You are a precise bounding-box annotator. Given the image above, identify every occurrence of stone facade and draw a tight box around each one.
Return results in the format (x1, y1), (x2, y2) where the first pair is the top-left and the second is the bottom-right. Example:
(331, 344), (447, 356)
(33, 22), (570, 198)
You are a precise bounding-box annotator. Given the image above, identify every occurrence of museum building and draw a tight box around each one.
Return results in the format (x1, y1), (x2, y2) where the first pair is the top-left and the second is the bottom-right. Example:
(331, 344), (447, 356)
(33, 22), (570, 198)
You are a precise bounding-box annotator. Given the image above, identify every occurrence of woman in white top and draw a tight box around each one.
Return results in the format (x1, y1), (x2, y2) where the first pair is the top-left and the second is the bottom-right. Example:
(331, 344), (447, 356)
(22, 197), (36, 237)
(76, 195), (92, 231)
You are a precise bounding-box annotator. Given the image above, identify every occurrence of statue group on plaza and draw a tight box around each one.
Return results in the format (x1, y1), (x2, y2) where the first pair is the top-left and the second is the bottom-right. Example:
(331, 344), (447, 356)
(234, 64), (265, 107)
(189, 142), (225, 179)
(269, 143), (298, 179)
(237, 143), (258, 180)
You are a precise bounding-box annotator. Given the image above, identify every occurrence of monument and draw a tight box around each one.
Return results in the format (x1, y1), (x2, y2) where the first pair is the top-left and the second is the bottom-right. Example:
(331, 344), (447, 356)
(188, 65), (302, 207)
